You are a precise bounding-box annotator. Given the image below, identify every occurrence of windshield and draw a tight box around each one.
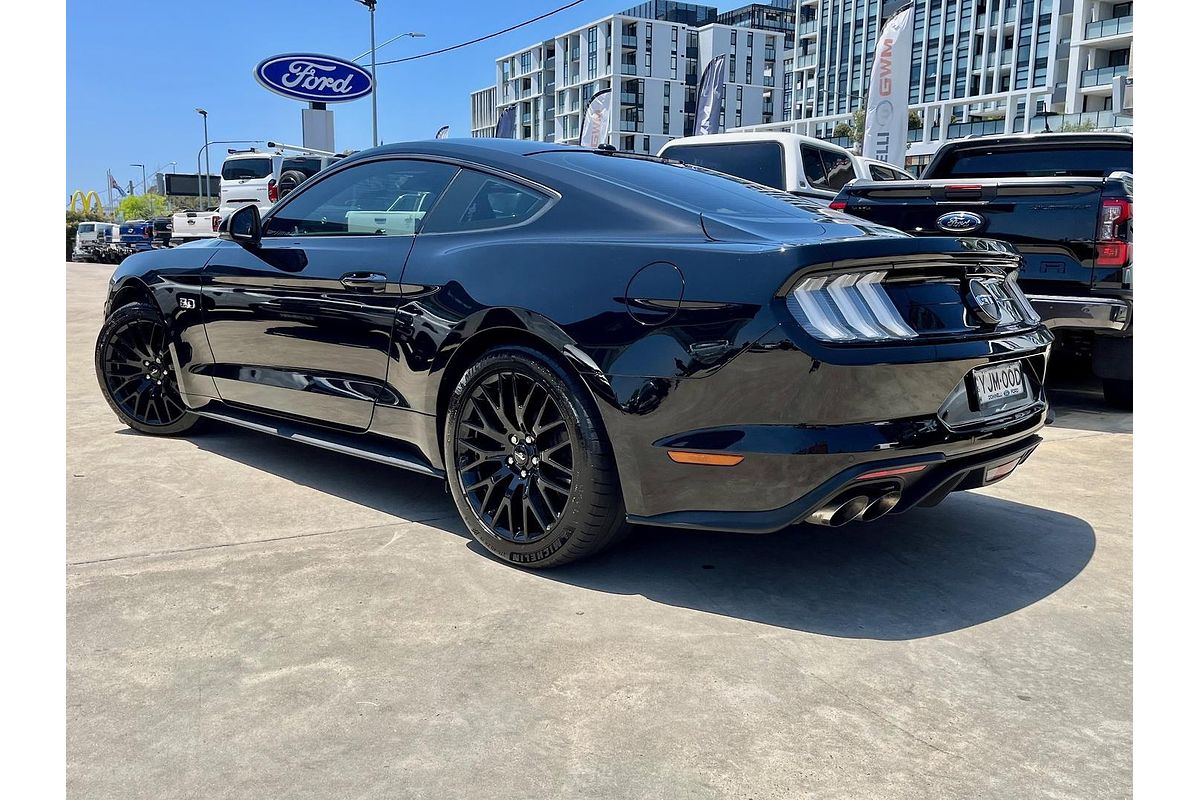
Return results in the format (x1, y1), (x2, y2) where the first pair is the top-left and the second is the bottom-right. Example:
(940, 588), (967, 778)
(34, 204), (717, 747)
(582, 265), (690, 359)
(222, 157), (274, 181)
(934, 144), (1132, 178)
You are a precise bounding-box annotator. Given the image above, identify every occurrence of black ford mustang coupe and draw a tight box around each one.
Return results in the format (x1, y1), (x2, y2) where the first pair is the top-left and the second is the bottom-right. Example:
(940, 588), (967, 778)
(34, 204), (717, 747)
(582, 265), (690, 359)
(96, 139), (1052, 567)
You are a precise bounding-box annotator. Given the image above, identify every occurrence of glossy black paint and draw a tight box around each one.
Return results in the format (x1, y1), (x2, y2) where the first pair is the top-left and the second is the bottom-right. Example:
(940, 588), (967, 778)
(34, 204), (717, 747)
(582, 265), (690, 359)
(103, 139), (1052, 530)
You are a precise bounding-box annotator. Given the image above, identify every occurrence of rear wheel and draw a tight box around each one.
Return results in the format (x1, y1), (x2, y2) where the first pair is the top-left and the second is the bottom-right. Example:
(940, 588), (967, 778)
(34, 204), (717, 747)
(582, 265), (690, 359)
(95, 302), (201, 435)
(445, 346), (627, 568)
(1102, 378), (1133, 409)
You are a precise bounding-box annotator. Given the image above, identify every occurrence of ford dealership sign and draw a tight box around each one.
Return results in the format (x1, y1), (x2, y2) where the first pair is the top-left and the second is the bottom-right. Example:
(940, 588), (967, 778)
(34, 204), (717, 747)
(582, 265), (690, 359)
(254, 53), (373, 103)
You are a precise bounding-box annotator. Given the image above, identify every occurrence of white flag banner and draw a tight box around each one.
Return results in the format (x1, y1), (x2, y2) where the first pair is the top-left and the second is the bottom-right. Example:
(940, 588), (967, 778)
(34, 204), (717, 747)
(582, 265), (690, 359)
(579, 88), (612, 148)
(693, 55), (727, 136)
(863, 4), (915, 167)
(435, 125), (450, 139)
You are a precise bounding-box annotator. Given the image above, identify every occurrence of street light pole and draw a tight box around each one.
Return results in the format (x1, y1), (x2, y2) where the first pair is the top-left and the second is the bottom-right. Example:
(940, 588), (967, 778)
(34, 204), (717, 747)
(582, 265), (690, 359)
(130, 164), (146, 196)
(195, 108), (210, 207)
(355, 1), (380, 147)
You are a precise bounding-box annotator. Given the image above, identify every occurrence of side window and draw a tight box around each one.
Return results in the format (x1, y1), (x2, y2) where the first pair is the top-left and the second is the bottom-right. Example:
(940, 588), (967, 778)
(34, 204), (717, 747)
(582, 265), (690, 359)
(800, 146), (829, 191)
(264, 159), (459, 237)
(820, 148), (856, 192)
(421, 169), (550, 234)
(890, 167), (914, 181)
(869, 164), (894, 181)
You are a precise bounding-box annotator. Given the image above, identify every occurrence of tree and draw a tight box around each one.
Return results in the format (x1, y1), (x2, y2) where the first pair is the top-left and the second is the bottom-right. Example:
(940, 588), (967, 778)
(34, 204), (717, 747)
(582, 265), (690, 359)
(841, 108), (923, 147)
(1059, 119), (1098, 133)
(117, 193), (169, 221)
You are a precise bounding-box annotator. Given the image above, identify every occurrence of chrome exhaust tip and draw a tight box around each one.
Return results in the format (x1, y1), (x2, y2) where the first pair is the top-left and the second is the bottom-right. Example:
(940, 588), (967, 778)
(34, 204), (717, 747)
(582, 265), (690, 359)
(860, 490), (902, 522)
(806, 494), (871, 527)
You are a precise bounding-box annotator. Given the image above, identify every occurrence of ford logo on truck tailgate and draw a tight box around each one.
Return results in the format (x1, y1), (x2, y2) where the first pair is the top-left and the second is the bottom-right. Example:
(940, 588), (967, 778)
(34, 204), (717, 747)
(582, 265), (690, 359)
(255, 54), (374, 103)
(936, 211), (985, 232)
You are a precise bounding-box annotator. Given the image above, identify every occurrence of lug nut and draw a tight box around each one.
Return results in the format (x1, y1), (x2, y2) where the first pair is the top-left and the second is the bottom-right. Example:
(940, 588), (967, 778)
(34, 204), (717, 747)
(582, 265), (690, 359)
(531, 456), (540, 465)
(520, 470), (528, 478)
(507, 456), (514, 465)
(510, 435), (519, 445)
(525, 435), (534, 444)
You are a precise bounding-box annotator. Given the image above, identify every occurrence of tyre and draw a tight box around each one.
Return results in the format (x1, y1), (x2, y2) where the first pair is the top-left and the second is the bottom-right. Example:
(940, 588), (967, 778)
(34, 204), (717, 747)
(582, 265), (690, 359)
(1102, 378), (1133, 410)
(94, 302), (202, 435)
(445, 345), (628, 568)
(278, 169), (308, 199)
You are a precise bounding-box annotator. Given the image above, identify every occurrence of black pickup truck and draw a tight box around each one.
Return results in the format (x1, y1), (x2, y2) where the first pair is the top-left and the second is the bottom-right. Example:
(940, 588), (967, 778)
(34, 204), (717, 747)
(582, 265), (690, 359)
(831, 132), (1132, 407)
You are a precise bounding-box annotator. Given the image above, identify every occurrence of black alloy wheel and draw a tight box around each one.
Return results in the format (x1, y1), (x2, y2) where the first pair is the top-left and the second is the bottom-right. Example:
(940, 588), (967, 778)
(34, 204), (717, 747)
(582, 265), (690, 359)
(454, 368), (574, 544)
(445, 346), (628, 568)
(95, 302), (200, 435)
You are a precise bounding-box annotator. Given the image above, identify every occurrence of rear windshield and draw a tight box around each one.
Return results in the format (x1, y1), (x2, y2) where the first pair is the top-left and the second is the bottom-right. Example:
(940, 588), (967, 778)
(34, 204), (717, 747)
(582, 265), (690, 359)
(78, 223), (94, 233)
(222, 157), (274, 180)
(533, 151), (826, 219)
(661, 141), (786, 190)
(932, 144), (1132, 178)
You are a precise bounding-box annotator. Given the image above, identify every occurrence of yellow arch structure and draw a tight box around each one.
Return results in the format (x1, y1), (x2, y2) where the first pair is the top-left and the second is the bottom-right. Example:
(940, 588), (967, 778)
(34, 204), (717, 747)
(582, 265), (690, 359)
(69, 190), (104, 215)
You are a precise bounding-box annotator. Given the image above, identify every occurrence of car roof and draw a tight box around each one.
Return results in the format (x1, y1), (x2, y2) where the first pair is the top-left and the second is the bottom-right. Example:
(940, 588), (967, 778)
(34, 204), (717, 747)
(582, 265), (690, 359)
(659, 132), (852, 153)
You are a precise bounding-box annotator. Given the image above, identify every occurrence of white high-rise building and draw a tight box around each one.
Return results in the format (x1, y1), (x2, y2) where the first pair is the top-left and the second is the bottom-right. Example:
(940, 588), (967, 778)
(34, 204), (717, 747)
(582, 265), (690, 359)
(469, 2), (796, 154)
(741, 0), (1132, 174)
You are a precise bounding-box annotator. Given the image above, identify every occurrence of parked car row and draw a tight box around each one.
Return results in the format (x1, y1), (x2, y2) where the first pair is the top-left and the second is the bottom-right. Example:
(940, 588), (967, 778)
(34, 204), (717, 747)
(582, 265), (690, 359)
(73, 219), (170, 264)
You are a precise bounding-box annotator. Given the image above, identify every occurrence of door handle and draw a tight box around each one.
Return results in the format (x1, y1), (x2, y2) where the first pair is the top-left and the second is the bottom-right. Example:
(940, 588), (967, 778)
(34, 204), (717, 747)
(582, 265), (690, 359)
(340, 272), (388, 291)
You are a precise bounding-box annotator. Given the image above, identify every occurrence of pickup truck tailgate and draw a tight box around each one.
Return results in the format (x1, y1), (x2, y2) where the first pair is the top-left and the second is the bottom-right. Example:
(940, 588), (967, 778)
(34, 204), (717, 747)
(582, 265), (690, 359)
(838, 178), (1106, 293)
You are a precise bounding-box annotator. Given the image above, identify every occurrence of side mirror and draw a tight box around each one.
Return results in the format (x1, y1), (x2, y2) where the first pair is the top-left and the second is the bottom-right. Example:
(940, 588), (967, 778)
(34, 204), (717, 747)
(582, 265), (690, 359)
(222, 204), (261, 247)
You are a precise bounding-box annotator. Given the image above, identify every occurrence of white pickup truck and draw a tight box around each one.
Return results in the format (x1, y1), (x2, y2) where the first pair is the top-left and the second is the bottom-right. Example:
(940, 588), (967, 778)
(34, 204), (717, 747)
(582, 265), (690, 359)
(657, 132), (911, 204)
(170, 146), (343, 246)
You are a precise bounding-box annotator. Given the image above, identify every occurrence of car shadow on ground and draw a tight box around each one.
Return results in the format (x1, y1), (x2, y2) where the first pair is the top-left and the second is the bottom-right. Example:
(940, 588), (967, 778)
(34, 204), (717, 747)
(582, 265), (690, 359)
(177, 422), (1096, 641)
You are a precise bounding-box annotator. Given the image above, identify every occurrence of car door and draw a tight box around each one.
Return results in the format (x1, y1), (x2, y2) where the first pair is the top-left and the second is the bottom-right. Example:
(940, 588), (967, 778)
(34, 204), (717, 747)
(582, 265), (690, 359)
(200, 156), (460, 430)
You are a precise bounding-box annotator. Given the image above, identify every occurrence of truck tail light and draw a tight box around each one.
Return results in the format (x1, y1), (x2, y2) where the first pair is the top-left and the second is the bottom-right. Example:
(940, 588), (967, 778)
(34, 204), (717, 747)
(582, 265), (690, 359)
(268, 178), (278, 203)
(1096, 197), (1131, 267)
(212, 214), (221, 231)
(829, 200), (848, 211)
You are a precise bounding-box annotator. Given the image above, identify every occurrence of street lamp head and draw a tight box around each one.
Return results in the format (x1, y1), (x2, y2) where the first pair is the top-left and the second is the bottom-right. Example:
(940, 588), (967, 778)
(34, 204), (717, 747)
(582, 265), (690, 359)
(409, 32), (426, 38)
(195, 107), (207, 117)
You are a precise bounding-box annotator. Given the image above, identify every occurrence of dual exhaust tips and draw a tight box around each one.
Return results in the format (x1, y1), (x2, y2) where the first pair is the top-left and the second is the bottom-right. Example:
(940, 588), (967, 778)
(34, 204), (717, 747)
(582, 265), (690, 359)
(806, 489), (902, 527)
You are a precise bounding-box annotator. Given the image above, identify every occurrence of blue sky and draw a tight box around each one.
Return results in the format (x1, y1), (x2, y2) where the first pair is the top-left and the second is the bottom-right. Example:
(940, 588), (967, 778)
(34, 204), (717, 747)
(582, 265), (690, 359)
(66, 0), (613, 198)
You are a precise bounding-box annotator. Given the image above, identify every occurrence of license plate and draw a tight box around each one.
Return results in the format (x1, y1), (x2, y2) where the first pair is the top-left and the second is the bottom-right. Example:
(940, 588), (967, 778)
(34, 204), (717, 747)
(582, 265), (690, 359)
(973, 361), (1025, 405)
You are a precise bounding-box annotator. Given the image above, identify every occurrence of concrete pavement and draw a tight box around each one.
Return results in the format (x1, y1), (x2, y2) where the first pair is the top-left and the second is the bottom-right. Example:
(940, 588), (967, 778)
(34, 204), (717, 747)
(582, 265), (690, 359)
(67, 262), (1131, 799)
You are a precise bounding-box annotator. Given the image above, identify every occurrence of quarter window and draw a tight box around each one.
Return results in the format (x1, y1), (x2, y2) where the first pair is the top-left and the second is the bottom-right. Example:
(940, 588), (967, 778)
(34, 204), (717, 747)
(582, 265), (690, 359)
(421, 170), (550, 234)
(264, 159), (458, 237)
(800, 145), (829, 191)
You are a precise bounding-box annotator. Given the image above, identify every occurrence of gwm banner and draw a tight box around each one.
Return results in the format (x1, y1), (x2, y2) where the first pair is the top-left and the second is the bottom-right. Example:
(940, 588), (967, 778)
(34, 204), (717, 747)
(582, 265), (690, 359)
(255, 54), (374, 103)
(579, 88), (613, 148)
(863, 5), (915, 167)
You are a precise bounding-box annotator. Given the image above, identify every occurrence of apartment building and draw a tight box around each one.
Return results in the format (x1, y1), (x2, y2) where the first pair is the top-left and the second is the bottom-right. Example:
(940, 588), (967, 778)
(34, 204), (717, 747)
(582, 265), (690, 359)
(742, 0), (1133, 173)
(468, 1), (795, 154)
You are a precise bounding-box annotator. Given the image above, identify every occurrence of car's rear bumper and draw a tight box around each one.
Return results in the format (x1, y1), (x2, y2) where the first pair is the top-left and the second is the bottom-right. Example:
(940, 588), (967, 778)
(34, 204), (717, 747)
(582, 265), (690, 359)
(592, 324), (1053, 532)
(627, 431), (1043, 533)
(1028, 294), (1131, 335)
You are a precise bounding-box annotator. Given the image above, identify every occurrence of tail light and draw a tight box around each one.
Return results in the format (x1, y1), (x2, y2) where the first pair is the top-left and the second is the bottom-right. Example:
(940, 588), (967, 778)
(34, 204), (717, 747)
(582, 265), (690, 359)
(1096, 197), (1131, 267)
(268, 178), (279, 203)
(786, 271), (918, 341)
(829, 199), (848, 211)
(211, 214), (220, 231)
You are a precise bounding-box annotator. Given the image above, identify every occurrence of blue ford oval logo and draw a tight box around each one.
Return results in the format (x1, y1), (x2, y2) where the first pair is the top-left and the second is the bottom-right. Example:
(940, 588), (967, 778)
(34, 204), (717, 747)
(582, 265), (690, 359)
(936, 210), (985, 233)
(254, 53), (374, 103)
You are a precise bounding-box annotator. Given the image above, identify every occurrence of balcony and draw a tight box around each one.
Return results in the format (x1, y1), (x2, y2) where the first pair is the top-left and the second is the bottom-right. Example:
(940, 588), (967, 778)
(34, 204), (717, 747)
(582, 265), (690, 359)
(1081, 64), (1129, 88)
(1085, 15), (1133, 40)
(946, 118), (1006, 138)
(619, 120), (643, 132)
(795, 53), (817, 68)
(819, 134), (852, 148)
(798, 20), (818, 36)
(620, 62), (639, 75)
(907, 128), (924, 142)
(619, 92), (641, 105)
(621, 34), (638, 48)
(1033, 110), (1134, 132)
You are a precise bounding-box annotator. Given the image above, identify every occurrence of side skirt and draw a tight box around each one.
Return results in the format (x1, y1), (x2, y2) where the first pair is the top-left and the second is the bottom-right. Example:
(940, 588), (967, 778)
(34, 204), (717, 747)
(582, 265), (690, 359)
(191, 402), (446, 480)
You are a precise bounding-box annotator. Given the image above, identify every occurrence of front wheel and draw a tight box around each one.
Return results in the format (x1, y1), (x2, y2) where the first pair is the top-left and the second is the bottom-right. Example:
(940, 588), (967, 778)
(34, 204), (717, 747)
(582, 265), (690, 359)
(95, 302), (201, 435)
(444, 346), (627, 568)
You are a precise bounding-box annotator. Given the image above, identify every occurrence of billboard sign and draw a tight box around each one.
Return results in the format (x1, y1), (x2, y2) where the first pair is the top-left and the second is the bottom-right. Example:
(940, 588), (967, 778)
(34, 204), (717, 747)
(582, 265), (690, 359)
(161, 173), (222, 197)
(254, 53), (374, 103)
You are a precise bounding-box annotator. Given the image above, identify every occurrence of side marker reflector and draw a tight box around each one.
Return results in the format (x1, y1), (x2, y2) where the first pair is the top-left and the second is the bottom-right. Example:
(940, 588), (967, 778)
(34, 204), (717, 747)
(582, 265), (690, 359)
(984, 459), (1020, 482)
(667, 451), (745, 466)
(856, 464), (928, 481)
